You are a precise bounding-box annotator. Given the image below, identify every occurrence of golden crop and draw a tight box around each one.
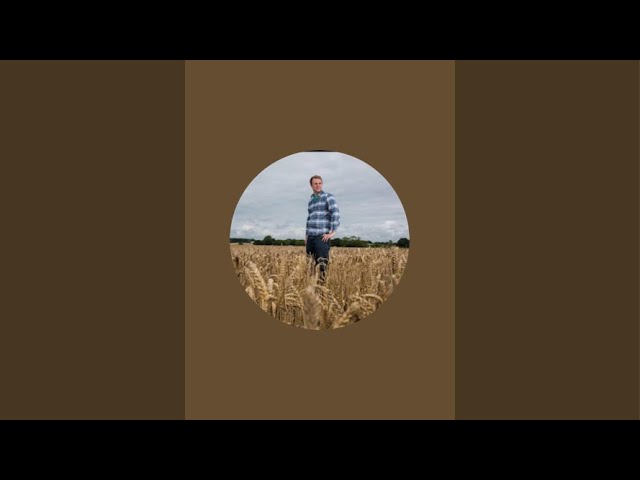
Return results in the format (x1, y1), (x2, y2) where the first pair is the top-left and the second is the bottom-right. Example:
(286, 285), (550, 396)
(230, 245), (409, 330)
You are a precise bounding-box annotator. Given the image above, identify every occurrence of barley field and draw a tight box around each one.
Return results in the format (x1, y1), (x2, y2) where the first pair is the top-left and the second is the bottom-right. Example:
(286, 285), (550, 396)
(230, 244), (409, 330)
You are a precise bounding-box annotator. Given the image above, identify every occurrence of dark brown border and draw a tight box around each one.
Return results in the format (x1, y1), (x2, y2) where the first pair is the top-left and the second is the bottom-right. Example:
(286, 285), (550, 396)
(0, 61), (185, 419)
(455, 60), (639, 419)
(185, 60), (455, 419)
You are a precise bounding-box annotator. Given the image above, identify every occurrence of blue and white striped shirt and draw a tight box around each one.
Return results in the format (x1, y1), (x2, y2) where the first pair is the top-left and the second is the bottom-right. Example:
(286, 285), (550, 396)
(306, 191), (341, 236)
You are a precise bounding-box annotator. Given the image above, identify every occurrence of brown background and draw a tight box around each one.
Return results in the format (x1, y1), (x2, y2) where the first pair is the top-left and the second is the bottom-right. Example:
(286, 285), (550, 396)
(1, 60), (637, 420)
(0, 61), (185, 419)
(185, 61), (456, 419)
(456, 61), (639, 419)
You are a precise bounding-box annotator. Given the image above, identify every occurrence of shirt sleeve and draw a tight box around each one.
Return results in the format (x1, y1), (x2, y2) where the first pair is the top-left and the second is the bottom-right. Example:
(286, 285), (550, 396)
(327, 195), (340, 232)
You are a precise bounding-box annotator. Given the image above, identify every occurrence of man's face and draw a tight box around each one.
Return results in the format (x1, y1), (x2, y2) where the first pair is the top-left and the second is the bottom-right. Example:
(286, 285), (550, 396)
(311, 179), (323, 194)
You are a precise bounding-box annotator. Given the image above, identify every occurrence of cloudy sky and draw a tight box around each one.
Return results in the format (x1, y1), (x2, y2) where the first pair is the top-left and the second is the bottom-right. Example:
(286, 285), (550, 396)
(230, 152), (409, 242)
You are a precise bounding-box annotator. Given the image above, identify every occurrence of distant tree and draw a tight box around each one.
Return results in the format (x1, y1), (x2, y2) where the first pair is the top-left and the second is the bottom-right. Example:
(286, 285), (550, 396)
(331, 237), (342, 247)
(253, 240), (263, 245)
(339, 236), (364, 247)
(397, 238), (410, 248)
(263, 235), (274, 246)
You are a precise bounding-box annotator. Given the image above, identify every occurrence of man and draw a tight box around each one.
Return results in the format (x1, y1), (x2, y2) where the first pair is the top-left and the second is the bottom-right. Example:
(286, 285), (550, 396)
(305, 175), (341, 279)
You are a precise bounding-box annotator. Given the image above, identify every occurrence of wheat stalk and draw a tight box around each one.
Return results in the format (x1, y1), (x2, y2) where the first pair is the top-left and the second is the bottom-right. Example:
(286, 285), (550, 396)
(231, 245), (409, 329)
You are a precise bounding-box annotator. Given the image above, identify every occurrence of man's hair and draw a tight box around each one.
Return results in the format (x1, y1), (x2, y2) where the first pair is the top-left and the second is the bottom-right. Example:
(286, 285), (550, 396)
(309, 175), (323, 185)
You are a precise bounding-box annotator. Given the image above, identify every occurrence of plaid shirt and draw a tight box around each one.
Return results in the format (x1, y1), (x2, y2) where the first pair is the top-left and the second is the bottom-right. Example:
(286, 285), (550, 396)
(306, 190), (341, 236)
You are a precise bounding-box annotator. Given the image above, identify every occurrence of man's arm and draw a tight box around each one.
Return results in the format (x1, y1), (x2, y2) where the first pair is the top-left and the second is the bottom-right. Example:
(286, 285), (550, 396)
(328, 195), (340, 233)
(322, 195), (341, 242)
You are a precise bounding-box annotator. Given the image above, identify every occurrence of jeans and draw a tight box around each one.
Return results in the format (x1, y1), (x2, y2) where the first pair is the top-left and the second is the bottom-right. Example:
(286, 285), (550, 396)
(306, 235), (330, 277)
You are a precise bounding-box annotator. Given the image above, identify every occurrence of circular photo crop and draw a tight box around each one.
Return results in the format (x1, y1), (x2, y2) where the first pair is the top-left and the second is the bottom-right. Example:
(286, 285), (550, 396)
(230, 151), (410, 331)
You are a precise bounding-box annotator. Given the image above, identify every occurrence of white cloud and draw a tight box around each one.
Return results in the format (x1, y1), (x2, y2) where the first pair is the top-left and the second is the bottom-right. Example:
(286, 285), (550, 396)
(230, 152), (410, 242)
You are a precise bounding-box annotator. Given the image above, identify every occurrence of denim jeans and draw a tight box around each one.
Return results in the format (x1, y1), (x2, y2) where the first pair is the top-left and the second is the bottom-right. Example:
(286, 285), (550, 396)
(306, 235), (330, 276)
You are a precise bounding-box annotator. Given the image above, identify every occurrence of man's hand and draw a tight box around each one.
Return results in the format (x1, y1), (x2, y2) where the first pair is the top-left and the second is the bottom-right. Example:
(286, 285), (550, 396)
(322, 232), (335, 243)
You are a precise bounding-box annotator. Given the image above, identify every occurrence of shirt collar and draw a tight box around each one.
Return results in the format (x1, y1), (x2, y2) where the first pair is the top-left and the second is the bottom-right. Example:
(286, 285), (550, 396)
(311, 190), (325, 198)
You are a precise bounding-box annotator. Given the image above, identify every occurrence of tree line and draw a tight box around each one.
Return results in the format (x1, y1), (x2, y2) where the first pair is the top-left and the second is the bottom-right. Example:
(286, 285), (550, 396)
(230, 236), (409, 248)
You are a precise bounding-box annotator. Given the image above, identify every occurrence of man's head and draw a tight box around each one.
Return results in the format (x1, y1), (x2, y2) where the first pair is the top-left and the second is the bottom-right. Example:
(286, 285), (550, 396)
(310, 175), (323, 194)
